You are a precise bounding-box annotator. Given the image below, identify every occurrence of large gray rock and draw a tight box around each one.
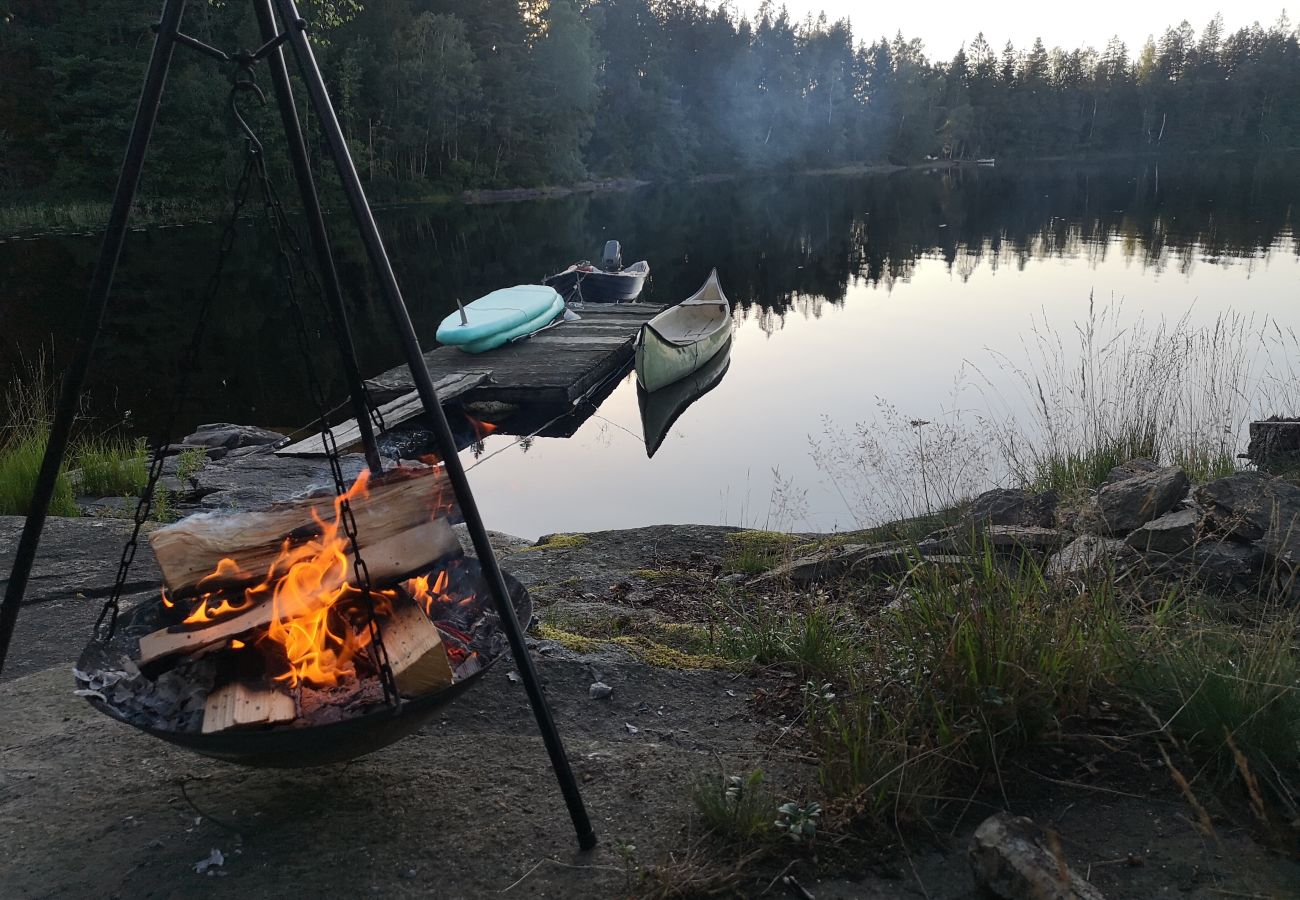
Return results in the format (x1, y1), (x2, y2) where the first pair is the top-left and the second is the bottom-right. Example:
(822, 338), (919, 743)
(965, 488), (1057, 528)
(1145, 541), (1264, 590)
(182, 423), (287, 451)
(1196, 473), (1300, 553)
(969, 812), (1105, 900)
(1105, 457), (1162, 484)
(1046, 534), (1141, 578)
(1088, 466), (1189, 535)
(1124, 507), (1201, 554)
(193, 453), (368, 511)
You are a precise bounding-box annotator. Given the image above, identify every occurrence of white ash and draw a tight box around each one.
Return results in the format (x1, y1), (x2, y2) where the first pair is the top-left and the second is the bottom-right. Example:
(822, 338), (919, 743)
(75, 658), (217, 733)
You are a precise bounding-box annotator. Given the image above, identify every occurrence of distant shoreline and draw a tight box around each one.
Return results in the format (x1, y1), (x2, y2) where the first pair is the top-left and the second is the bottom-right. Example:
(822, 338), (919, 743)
(3, 148), (1294, 237)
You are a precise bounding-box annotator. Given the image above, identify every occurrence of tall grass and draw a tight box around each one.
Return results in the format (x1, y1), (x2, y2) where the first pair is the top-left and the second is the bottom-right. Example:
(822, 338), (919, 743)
(0, 430), (77, 516)
(812, 299), (1300, 527)
(0, 355), (147, 516)
(747, 549), (1127, 826)
(1132, 608), (1300, 823)
(978, 297), (1279, 494)
(75, 438), (148, 497)
(0, 354), (77, 516)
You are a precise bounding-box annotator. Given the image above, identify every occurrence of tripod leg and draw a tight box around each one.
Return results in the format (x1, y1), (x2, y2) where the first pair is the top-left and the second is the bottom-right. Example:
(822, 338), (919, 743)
(252, 0), (383, 476)
(0, 0), (189, 676)
(272, 0), (597, 851)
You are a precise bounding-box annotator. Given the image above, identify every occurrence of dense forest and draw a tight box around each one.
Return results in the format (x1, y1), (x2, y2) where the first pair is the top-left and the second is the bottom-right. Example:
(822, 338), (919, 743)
(2, 1), (1299, 200)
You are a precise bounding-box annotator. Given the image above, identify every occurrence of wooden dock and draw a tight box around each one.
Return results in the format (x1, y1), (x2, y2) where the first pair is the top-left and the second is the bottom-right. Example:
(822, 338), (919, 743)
(278, 304), (663, 457)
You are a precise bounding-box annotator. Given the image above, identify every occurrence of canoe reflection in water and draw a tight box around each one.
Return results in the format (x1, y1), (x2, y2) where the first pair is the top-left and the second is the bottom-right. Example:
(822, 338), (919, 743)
(637, 339), (732, 458)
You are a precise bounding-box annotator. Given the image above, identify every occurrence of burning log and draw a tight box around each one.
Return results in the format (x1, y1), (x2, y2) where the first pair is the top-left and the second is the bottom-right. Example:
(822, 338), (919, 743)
(138, 603), (283, 665)
(383, 597), (454, 697)
(202, 680), (297, 733)
(148, 466), (458, 598)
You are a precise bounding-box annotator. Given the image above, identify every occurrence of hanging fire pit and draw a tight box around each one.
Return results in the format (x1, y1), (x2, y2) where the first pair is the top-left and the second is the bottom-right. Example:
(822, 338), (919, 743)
(73, 465), (530, 768)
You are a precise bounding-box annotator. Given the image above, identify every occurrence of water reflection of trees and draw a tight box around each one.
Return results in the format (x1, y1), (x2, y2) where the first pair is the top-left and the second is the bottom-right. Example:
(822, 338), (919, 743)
(4, 155), (1296, 437)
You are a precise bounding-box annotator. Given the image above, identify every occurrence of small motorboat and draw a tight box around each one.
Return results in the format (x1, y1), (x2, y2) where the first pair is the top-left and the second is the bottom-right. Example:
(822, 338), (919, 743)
(434, 284), (565, 354)
(544, 240), (649, 303)
(638, 338), (731, 457)
(633, 269), (731, 393)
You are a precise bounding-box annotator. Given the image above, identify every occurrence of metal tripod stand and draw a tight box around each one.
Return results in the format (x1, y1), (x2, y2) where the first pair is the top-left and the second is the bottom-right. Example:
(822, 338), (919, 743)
(0, 0), (596, 852)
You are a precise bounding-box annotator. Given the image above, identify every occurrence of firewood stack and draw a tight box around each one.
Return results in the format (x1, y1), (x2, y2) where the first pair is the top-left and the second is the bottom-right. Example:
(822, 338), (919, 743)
(132, 466), (465, 733)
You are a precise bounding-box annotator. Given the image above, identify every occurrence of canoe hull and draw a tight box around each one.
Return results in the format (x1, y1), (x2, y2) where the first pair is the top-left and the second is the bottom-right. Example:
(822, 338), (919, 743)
(634, 269), (731, 392)
(635, 320), (730, 392)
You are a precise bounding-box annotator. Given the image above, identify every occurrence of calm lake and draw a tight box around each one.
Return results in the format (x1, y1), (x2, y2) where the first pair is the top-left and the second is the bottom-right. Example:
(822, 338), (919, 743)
(3, 155), (1299, 538)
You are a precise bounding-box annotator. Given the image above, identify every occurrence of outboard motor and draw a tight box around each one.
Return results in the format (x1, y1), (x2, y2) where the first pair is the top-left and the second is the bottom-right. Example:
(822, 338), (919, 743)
(599, 240), (622, 272)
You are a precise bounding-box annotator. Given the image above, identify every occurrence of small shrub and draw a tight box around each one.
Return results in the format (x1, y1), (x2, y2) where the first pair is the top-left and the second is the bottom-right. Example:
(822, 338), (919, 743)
(724, 530), (797, 575)
(718, 592), (862, 679)
(175, 446), (208, 483)
(774, 800), (821, 843)
(691, 770), (777, 847)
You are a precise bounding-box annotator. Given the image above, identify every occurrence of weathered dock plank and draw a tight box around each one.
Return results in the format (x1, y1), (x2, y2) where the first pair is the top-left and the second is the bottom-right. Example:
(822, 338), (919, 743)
(277, 371), (489, 457)
(278, 304), (663, 457)
(366, 304), (663, 406)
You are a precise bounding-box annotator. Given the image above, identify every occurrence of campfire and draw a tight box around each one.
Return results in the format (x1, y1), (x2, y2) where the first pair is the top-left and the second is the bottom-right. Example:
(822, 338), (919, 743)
(75, 463), (518, 747)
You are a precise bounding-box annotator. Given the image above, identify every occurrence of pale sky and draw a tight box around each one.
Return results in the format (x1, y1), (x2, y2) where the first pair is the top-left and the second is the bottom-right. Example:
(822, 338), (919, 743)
(723, 2), (1293, 59)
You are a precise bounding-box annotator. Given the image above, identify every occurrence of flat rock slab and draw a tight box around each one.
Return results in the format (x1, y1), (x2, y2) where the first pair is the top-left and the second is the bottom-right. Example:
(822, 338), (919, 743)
(1124, 507), (1201, 554)
(919, 525), (1065, 555)
(192, 452), (370, 511)
(1196, 473), (1300, 566)
(1047, 534), (1142, 578)
(0, 516), (161, 604)
(0, 660), (771, 899)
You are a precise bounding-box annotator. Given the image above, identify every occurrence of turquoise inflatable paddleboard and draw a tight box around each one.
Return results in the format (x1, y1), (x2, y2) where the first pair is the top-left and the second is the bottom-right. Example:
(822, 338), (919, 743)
(436, 285), (562, 346)
(459, 293), (565, 354)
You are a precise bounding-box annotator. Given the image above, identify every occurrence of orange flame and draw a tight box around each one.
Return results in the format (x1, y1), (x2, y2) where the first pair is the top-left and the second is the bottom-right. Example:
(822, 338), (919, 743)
(403, 569), (451, 616)
(178, 466), (471, 691)
(250, 469), (384, 688)
(183, 595), (254, 625)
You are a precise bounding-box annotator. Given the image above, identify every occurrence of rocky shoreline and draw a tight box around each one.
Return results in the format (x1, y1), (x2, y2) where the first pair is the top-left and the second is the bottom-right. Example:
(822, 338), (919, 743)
(758, 459), (1298, 605)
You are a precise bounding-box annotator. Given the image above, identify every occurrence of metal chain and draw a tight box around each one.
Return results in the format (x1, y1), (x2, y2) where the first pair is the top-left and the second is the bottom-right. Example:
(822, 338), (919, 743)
(95, 154), (258, 640)
(245, 120), (399, 706)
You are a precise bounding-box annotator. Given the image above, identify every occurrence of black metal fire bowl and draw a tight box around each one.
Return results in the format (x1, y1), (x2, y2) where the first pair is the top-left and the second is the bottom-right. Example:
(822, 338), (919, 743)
(75, 558), (531, 768)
